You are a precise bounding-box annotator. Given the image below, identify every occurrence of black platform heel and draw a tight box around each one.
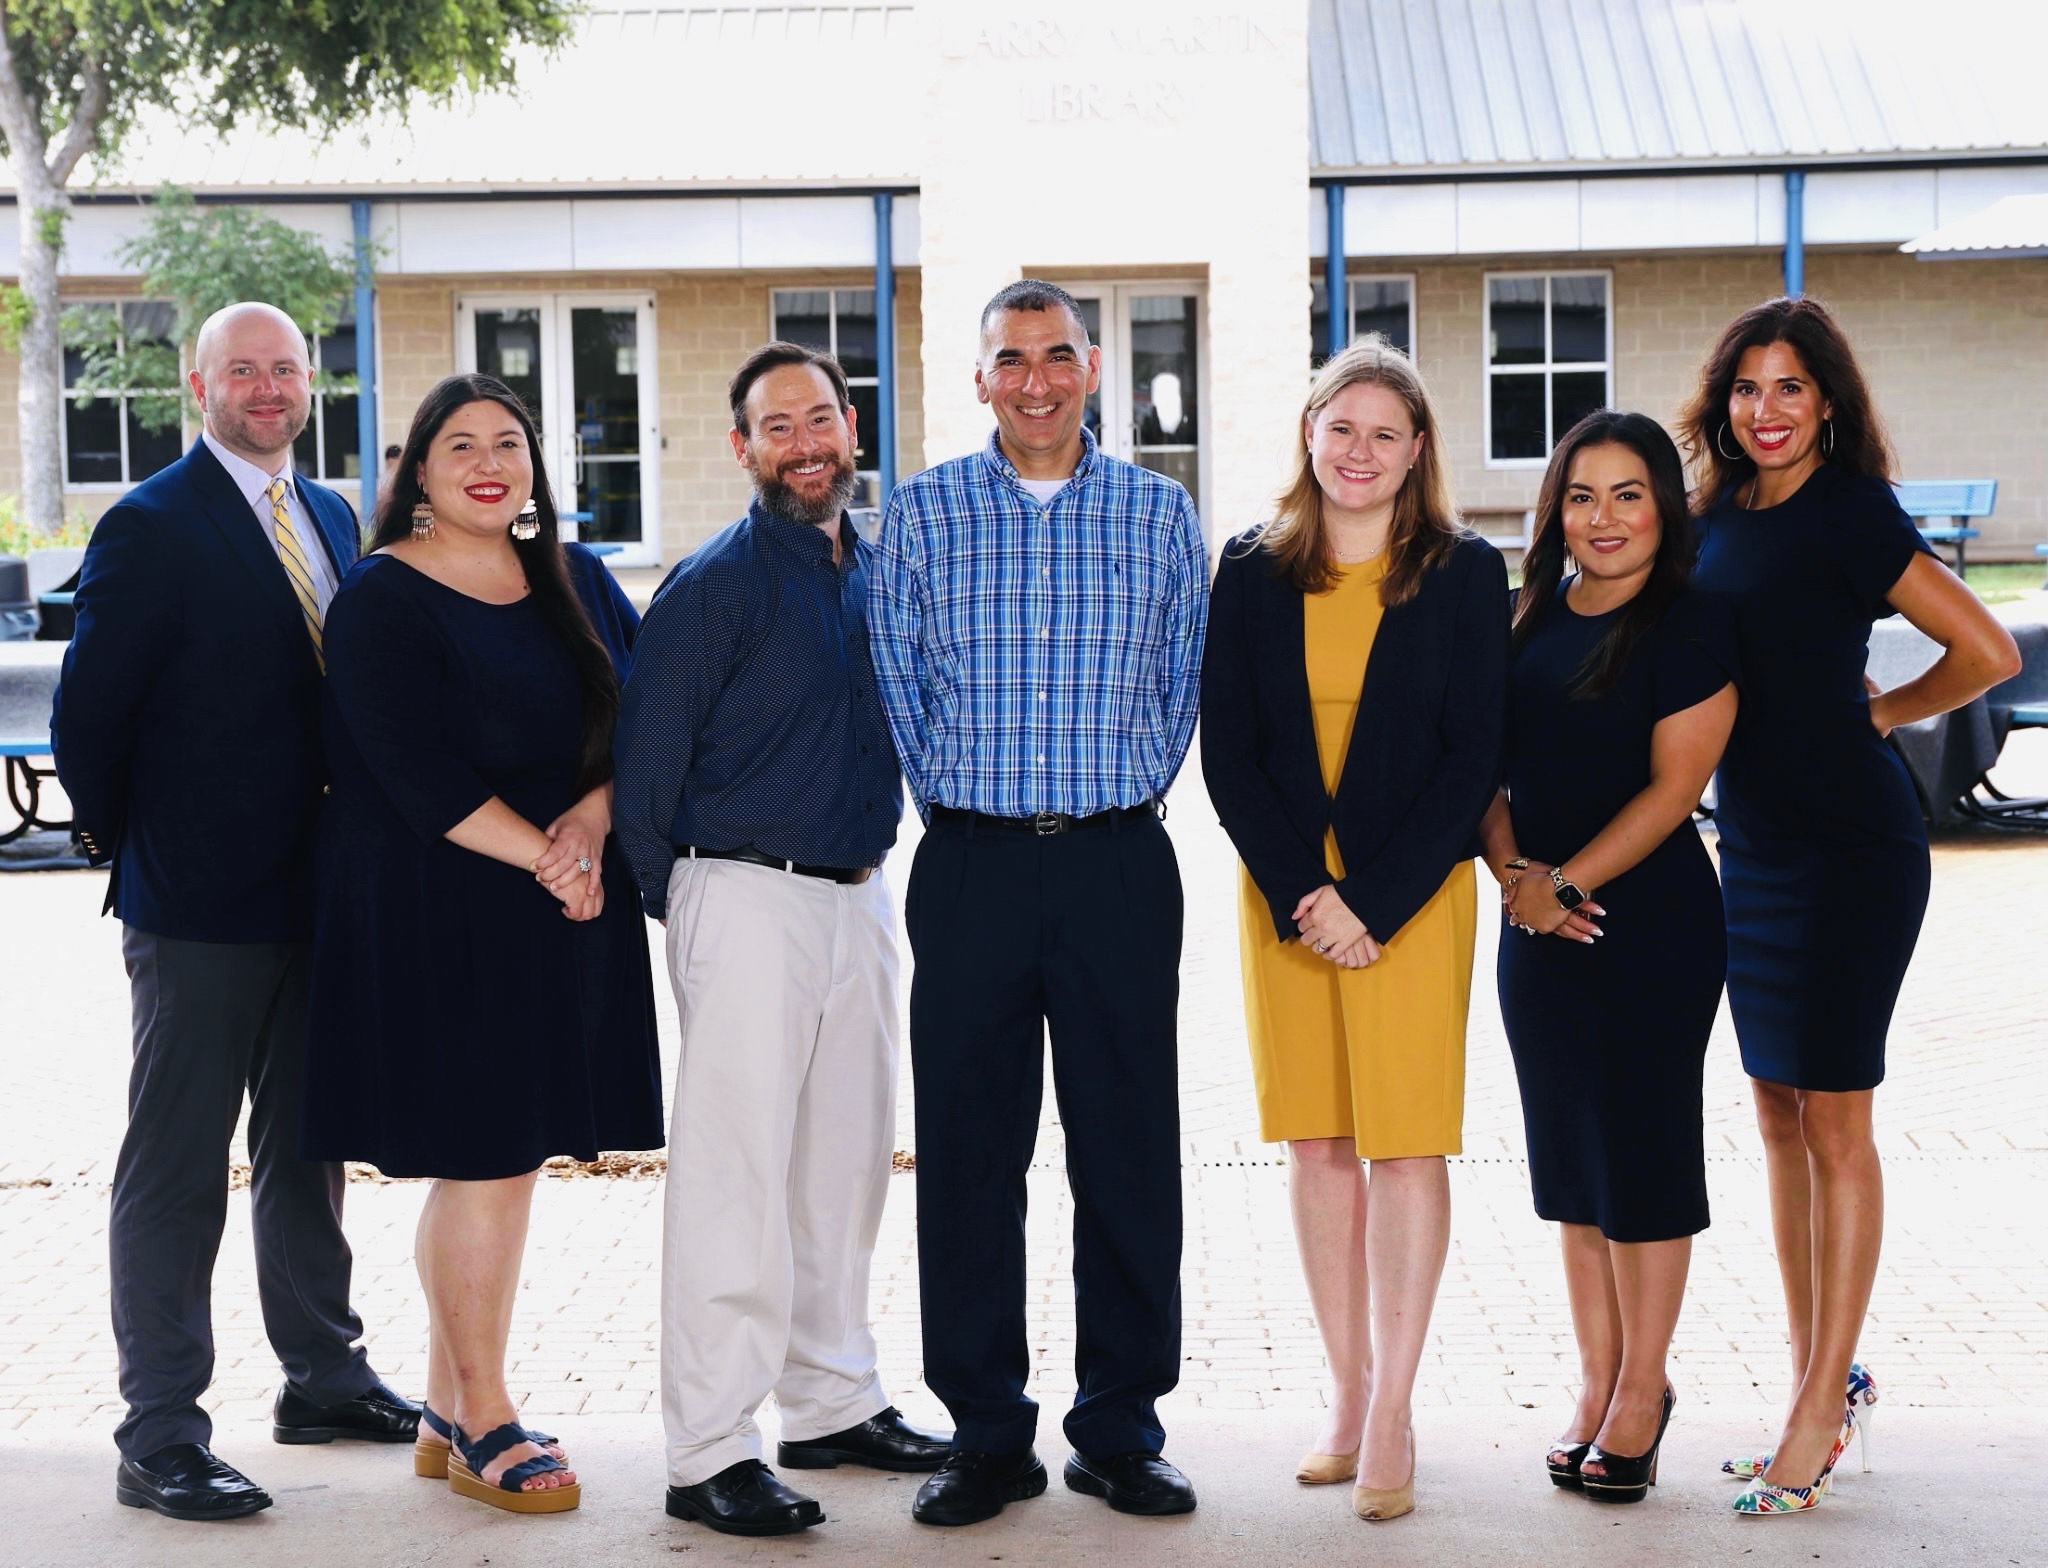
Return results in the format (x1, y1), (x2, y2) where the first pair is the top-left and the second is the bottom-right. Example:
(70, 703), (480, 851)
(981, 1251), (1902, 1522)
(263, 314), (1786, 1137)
(1582, 1388), (1676, 1504)
(1545, 1439), (1591, 1489)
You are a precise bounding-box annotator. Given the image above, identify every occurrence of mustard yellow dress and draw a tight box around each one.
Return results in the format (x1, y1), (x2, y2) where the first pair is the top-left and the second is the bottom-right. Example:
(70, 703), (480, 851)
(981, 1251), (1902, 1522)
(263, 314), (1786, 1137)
(1235, 558), (1476, 1157)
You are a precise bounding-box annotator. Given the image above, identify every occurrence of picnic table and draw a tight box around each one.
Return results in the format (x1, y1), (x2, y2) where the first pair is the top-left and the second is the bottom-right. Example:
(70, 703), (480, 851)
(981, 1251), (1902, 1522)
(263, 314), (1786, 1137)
(1867, 606), (2048, 823)
(0, 654), (70, 849)
(1894, 479), (1996, 577)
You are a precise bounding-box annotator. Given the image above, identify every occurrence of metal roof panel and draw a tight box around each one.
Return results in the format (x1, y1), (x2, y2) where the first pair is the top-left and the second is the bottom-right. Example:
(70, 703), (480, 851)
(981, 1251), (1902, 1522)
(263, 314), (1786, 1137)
(1311, 0), (2048, 176)
(1308, 0), (1362, 169)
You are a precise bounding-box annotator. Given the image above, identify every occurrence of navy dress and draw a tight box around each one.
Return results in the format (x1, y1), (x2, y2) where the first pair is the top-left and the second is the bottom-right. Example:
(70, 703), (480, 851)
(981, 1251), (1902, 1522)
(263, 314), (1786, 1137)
(1498, 586), (1733, 1242)
(303, 545), (664, 1179)
(1695, 467), (1935, 1092)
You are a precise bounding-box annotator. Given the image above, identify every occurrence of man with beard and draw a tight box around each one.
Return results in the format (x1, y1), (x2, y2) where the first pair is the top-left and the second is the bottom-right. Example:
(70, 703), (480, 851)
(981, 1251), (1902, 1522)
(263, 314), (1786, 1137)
(614, 341), (950, 1537)
(53, 302), (417, 1522)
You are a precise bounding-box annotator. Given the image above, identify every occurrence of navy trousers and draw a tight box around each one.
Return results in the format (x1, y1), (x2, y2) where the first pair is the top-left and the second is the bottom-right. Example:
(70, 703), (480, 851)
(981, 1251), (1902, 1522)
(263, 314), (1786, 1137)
(111, 929), (374, 1458)
(906, 809), (1184, 1457)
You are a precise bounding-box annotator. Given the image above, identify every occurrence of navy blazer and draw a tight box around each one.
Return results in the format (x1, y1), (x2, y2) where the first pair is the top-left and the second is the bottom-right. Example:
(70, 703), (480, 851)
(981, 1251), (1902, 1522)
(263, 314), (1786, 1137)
(52, 439), (360, 943)
(1201, 529), (1509, 945)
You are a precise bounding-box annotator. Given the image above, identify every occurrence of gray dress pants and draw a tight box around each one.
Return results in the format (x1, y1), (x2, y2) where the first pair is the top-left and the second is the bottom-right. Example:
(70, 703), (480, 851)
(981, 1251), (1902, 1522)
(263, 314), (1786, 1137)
(111, 928), (373, 1458)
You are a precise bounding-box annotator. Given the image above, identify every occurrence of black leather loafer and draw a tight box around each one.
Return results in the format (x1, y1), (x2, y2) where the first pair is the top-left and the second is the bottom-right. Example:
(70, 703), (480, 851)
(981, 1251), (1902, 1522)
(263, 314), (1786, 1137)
(272, 1379), (421, 1444)
(1064, 1450), (1198, 1516)
(779, 1406), (953, 1472)
(665, 1459), (823, 1536)
(910, 1448), (1048, 1526)
(116, 1443), (273, 1521)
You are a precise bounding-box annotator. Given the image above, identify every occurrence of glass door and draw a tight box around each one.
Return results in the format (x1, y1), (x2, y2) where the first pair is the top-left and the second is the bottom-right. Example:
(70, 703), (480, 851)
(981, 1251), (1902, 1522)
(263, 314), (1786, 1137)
(1058, 283), (1205, 517)
(456, 293), (662, 567)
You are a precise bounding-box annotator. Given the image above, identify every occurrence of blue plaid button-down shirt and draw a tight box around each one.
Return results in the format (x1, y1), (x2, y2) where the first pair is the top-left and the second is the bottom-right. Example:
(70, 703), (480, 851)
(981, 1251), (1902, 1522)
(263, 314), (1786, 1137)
(870, 427), (1208, 818)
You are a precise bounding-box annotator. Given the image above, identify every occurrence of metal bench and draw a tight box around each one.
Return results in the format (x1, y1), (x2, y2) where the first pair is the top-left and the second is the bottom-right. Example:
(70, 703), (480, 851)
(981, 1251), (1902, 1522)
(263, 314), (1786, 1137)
(0, 662), (71, 848)
(1893, 479), (1997, 577)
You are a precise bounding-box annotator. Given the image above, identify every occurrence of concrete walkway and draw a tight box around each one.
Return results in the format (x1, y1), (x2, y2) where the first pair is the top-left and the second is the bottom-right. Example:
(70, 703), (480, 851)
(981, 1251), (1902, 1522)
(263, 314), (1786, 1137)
(5, 733), (2047, 1566)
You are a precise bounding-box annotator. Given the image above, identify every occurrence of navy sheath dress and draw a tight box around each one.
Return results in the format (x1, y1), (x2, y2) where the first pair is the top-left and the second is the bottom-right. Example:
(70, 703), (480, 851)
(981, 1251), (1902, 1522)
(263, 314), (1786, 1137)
(1695, 466), (1935, 1092)
(1497, 586), (1734, 1242)
(303, 544), (664, 1180)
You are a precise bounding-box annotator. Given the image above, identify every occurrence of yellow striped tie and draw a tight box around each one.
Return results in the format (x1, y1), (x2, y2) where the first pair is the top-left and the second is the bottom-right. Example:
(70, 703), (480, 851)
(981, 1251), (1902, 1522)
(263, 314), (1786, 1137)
(268, 477), (326, 673)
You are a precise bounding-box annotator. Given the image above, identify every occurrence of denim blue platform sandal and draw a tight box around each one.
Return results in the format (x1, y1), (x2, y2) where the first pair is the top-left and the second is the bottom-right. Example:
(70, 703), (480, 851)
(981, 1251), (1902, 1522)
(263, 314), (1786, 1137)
(447, 1421), (581, 1513)
(414, 1404), (563, 1479)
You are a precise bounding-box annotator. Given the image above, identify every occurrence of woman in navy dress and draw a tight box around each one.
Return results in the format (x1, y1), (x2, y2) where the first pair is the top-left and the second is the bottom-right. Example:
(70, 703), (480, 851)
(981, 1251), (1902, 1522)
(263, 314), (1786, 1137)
(1477, 411), (1736, 1505)
(304, 373), (663, 1513)
(1679, 299), (2018, 1515)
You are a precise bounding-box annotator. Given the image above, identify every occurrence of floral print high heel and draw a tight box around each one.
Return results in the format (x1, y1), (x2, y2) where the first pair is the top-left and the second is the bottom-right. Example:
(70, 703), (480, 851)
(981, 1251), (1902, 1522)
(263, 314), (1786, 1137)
(1731, 1412), (1854, 1516)
(1722, 1361), (1876, 1480)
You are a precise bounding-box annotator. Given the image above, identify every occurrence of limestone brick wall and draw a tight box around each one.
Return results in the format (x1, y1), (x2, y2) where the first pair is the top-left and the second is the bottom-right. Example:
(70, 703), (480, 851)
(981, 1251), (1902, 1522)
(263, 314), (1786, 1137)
(377, 269), (924, 563)
(1400, 247), (2045, 555)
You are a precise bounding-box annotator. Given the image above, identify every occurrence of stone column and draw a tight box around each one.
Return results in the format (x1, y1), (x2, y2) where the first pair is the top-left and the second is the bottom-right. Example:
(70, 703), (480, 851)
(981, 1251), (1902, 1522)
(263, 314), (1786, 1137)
(915, 2), (1311, 543)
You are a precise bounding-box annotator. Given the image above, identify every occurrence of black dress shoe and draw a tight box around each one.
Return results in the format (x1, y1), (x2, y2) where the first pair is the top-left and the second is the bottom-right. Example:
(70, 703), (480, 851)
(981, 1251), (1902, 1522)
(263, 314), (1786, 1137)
(116, 1443), (273, 1521)
(272, 1379), (421, 1444)
(911, 1448), (1048, 1526)
(665, 1459), (823, 1536)
(1064, 1450), (1197, 1516)
(779, 1406), (953, 1472)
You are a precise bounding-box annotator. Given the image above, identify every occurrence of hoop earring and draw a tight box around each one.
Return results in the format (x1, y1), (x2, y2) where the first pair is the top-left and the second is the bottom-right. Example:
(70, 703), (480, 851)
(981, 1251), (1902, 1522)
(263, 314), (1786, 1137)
(1820, 418), (1836, 460)
(510, 500), (540, 542)
(1715, 423), (1744, 462)
(410, 500), (435, 542)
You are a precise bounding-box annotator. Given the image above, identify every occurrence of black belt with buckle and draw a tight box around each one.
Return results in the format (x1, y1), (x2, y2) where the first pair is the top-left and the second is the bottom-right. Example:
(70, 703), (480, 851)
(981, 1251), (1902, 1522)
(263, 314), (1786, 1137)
(683, 845), (873, 883)
(929, 801), (1161, 837)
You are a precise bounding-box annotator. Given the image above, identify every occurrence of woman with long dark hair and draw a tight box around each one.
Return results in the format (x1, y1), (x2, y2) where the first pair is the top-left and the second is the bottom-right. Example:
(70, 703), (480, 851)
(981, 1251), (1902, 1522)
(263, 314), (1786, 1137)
(1202, 336), (1507, 1523)
(1678, 299), (2017, 1516)
(302, 373), (663, 1514)
(1476, 410), (1736, 1504)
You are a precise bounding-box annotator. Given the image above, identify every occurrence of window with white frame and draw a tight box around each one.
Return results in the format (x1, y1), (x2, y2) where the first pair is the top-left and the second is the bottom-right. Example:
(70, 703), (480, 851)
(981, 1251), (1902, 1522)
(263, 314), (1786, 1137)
(62, 301), (184, 486)
(292, 314), (363, 483)
(1484, 272), (1611, 464)
(1309, 275), (1416, 367)
(769, 288), (881, 508)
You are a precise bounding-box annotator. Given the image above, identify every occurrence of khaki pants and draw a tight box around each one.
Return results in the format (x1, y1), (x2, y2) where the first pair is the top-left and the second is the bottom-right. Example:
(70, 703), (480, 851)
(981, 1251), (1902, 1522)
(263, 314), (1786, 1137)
(659, 857), (899, 1486)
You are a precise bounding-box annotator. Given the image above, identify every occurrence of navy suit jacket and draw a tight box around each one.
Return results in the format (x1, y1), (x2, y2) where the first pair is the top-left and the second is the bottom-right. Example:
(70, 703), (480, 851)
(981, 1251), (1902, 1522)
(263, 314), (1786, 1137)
(1201, 530), (1509, 945)
(52, 439), (360, 943)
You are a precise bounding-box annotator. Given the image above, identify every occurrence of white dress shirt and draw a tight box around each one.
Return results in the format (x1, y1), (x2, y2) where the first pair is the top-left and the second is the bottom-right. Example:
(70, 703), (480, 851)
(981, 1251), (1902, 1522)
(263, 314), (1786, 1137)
(203, 430), (340, 616)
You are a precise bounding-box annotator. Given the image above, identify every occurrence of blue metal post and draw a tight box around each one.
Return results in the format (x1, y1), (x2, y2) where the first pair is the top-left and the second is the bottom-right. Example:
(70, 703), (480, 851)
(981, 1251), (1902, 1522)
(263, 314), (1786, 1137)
(350, 199), (379, 521)
(1324, 183), (1348, 357)
(1783, 170), (1806, 297)
(873, 192), (898, 507)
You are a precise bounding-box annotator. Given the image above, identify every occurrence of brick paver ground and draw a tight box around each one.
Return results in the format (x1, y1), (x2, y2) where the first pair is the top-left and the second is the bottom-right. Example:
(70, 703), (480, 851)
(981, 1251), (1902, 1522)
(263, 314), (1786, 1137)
(3, 718), (2045, 1565)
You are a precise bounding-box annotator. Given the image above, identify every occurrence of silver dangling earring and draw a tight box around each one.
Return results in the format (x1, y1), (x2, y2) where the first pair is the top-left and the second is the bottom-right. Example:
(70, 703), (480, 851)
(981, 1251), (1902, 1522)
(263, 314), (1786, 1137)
(1820, 418), (1836, 460)
(410, 500), (435, 542)
(1715, 422), (1744, 461)
(510, 499), (541, 542)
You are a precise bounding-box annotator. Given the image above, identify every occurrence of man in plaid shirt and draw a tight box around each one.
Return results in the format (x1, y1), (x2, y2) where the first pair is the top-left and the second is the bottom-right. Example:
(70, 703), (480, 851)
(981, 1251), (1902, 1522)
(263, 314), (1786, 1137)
(869, 279), (1208, 1527)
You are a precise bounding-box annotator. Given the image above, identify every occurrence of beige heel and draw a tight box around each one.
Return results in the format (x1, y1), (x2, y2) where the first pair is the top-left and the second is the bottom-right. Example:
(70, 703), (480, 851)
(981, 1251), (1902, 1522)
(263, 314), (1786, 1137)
(1352, 1429), (1415, 1521)
(1296, 1448), (1359, 1485)
(414, 1437), (449, 1479)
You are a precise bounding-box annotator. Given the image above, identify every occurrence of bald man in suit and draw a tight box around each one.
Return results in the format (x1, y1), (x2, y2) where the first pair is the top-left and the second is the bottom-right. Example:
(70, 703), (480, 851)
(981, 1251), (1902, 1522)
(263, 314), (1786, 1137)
(54, 303), (416, 1521)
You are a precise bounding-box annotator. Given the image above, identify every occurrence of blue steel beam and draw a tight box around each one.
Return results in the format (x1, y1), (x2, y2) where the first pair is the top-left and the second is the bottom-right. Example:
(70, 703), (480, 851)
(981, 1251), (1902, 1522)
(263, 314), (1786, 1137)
(1325, 183), (1348, 357)
(351, 199), (380, 526)
(1784, 170), (1806, 297)
(874, 192), (898, 507)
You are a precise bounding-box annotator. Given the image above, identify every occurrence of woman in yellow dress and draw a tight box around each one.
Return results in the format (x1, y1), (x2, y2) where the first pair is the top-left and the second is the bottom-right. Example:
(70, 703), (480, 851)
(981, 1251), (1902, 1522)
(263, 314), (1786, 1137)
(1201, 336), (1508, 1522)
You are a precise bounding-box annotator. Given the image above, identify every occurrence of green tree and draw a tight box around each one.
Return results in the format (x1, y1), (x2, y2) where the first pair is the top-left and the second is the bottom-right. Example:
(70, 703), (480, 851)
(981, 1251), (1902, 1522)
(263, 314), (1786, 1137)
(0, 0), (577, 532)
(63, 188), (361, 433)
